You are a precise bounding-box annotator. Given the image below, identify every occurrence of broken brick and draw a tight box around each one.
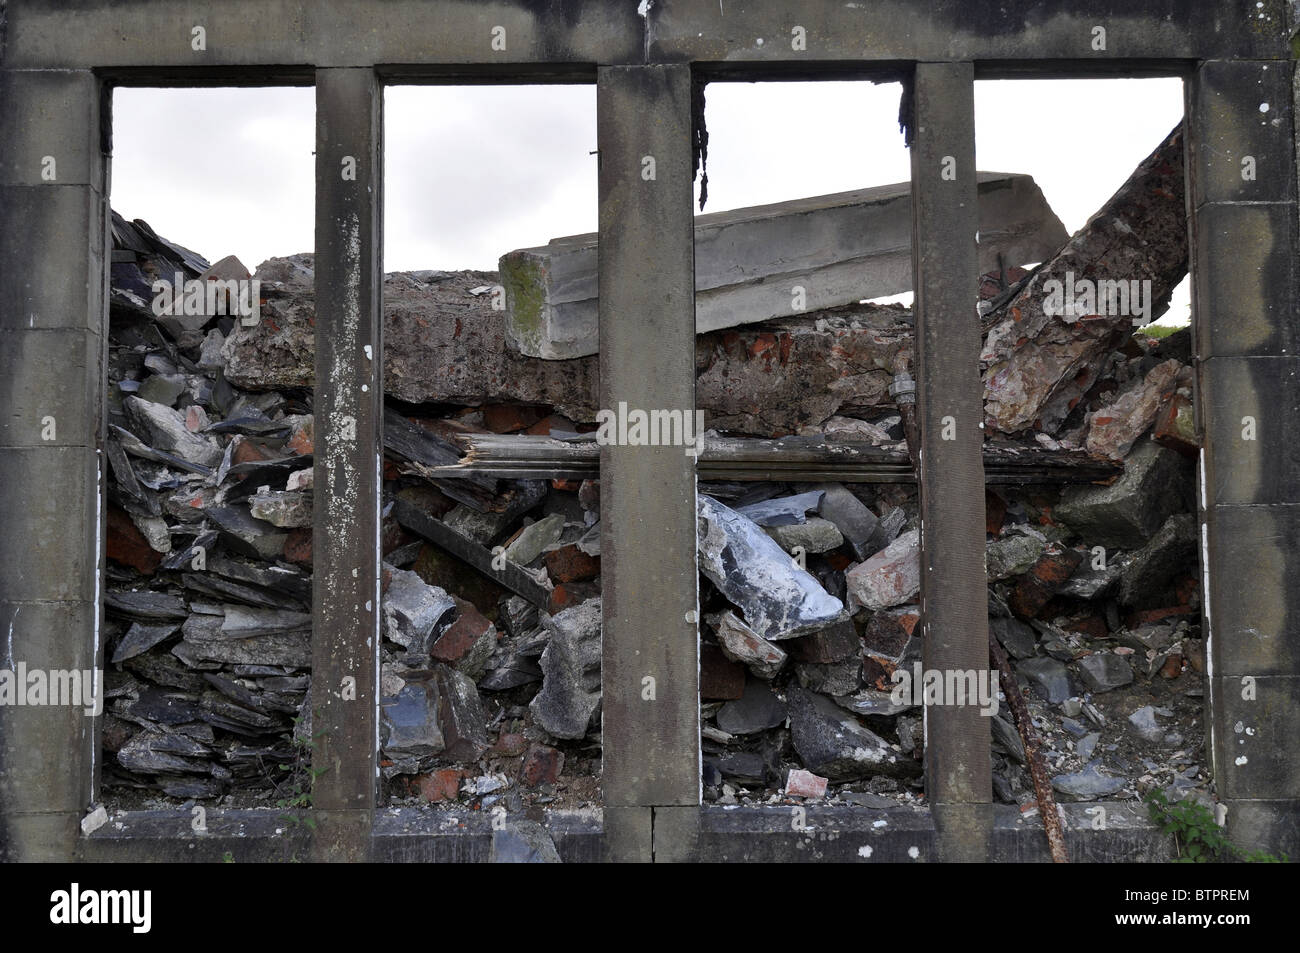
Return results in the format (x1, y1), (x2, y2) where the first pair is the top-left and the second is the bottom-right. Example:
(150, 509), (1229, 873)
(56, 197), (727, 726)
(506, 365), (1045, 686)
(785, 768), (828, 798)
(1059, 612), (1108, 641)
(416, 768), (464, 803)
(431, 597), (496, 664)
(544, 544), (600, 583)
(283, 528), (313, 568)
(521, 744), (565, 786)
(106, 505), (161, 575)
(985, 489), (1008, 536)
(862, 606), (920, 661)
(483, 403), (544, 434)
(231, 435), (276, 466)
(1126, 606), (1193, 628)
(978, 266), (1029, 301)
(1153, 393), (1198, 458)
(549, 581), (599, 613)
(701, 644), (746, 700)
(491, 732), (529, 758)
(285, 415), (314, 455)
(1010, 544), (1083, 619)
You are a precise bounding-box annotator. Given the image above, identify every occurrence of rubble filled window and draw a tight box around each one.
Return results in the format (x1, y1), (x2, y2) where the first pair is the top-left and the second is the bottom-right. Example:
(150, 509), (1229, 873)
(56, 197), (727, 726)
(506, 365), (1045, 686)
(375, 85), (602, 811)
(975, 79), (1206, 813)
(101, 88), (317, 804)
(94, 73), (1211, 833)
(686, 76), (1207, 815)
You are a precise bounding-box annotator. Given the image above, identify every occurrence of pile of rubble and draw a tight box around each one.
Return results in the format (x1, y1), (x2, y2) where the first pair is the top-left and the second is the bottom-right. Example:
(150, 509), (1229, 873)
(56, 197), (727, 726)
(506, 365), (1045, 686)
(101, 122), (1208, 815)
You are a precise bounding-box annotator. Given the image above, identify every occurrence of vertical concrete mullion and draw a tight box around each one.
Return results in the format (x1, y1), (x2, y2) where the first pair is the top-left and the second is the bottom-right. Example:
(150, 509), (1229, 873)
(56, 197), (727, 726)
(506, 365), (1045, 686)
(311, 68), (383, 861)
(1187, 58), (1300, 856)
(0, 69), (108, 861)
(596, 64), (700, 862)
(909, 61), (992, 862)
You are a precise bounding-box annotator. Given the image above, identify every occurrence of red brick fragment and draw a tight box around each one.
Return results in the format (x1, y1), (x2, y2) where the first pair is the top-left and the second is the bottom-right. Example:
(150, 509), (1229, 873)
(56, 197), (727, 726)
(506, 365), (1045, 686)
(548, 582), (598, 613)
(286, 416), (314, 456)
(1010, 544), (1083, 619)
(106, 505), (160, 575)
(785, 769), (828, 798)
(283, 528), (313, 568)
(431, 597), (495, 664)
(491, 732), (529, 758)
(701, 644), (745, 700)
(1126, 606), (1192, 628)
(985, 490), (1007, 536)
(521, 744), (565, 786)
(417, 768), (464, 803)
(544, 544), (600, 583)
(483, 404), (544, 434)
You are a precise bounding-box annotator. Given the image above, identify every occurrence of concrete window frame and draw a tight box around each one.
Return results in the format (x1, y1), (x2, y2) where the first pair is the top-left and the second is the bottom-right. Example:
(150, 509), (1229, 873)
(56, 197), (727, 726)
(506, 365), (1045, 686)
(0, 0), (1295, 862)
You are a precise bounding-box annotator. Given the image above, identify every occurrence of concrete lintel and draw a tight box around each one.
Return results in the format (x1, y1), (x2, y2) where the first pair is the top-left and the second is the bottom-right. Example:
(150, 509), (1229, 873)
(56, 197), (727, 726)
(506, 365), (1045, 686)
(311, 68), (382, 829)
(909, 61), (992, 856)
(2, 1), (642, 70)
(597, 64), (700, 810)
(4, 1), (1287, 71)
(502, 173), (1066, 359)
(649, 1), (1287, 64)
(692, 803), (1169, 863)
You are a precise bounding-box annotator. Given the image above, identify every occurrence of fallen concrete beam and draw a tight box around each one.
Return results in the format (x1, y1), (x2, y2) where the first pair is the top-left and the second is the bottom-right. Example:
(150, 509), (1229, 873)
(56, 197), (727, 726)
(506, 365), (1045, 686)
(222, 274), (914, 434)
(501, 173), (1068, 359)
(981, 124), (1188, 434)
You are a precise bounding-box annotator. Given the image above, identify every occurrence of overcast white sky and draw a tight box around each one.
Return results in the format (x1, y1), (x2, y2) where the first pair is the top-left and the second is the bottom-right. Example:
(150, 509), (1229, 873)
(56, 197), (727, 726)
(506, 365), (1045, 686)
(111, 77), (1189, 321)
